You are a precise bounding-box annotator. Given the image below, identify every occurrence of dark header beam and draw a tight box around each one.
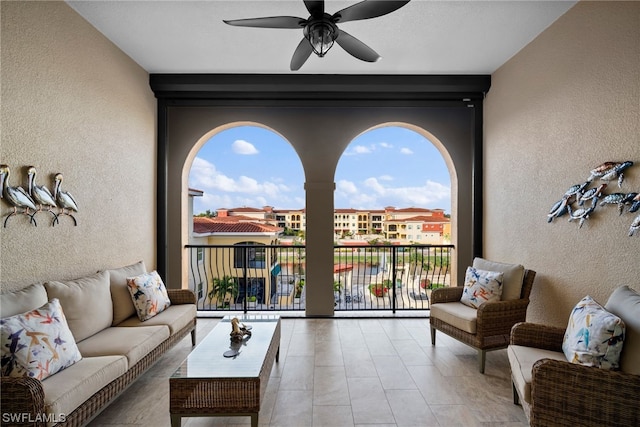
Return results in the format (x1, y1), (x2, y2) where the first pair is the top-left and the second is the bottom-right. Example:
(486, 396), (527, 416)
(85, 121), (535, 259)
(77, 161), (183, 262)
(150, 74), (491, 101)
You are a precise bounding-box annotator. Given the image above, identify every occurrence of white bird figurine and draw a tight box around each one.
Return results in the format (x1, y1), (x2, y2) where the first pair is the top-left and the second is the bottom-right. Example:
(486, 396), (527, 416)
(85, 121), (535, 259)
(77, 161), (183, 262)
(27, 166), (58, 223)
(0, 164), (37, 227)
(53, 173), (78, 226)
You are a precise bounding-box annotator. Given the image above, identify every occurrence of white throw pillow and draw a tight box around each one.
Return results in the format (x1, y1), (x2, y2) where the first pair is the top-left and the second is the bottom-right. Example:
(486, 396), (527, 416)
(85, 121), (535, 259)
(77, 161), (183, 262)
(472, 258), (525, 301)
(0, 298), (82, 380)
(562, 295), (625, 370)
(126, 271), (171, 321)
(460, 266), (504, 308)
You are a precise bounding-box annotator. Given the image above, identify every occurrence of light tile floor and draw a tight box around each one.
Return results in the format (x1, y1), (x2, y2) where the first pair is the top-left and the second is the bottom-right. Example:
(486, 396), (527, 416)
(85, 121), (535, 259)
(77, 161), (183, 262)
(89, 317), (528, 427)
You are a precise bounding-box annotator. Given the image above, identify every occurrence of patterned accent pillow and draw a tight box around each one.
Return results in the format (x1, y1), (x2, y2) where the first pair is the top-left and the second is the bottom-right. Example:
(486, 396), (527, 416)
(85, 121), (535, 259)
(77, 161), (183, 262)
(126, 271), (171, 321)
(0, 298), (82, 380)
(460, 266), (504, 308)
(562, 295), (625, 369)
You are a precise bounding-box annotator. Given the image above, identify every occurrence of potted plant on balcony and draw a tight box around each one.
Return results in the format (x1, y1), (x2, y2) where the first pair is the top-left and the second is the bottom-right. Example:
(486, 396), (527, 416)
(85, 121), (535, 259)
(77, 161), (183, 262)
(247, 295), (257, 308)
(368, 281), (390, 298)
(208, 275), (238, 309)
(294, 278), (305, 301)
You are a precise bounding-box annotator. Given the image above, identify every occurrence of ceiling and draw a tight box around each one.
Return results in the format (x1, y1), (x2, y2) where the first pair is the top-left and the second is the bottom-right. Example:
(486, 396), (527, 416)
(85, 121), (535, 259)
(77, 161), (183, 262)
(66, 0), (577, 75)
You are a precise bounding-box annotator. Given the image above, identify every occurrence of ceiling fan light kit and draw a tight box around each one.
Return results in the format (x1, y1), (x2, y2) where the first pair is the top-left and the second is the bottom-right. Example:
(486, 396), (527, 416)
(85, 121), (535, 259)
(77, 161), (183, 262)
(223, 0), (411, 70)
(305, 18), (338, 57)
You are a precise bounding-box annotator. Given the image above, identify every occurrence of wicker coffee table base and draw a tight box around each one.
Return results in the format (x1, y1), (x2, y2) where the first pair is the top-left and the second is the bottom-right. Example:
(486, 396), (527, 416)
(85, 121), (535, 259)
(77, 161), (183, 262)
(170, 319), (280, 427)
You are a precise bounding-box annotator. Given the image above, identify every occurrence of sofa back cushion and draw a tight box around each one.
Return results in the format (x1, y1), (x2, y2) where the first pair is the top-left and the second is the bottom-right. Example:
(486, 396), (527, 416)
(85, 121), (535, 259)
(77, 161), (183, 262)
(106, 261), (147, 325)
(45, 271), (112, 342)
(0, 283), (48, 317)
(472, 258), (525, 301)
(605, 285), (640, 375)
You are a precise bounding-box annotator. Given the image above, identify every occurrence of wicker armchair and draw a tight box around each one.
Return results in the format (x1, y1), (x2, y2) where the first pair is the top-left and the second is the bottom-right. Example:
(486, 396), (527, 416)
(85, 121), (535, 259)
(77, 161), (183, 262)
(509, 322), (640, 426)
(429, 259), (536, 373)
(508, 285), (640, 427)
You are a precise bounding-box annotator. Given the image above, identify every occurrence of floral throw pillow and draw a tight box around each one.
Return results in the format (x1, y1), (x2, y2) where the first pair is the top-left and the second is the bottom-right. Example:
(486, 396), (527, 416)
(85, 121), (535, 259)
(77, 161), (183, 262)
(460, 267), (504, 308)
(0, 298), (82, 380)
(126, 271), (171, 321)
(562, 295), (625, 369)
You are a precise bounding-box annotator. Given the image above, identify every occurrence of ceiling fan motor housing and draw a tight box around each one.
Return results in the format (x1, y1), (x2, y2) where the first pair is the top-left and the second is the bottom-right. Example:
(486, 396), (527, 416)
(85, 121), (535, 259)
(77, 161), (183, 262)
(304, 14), (339, 57)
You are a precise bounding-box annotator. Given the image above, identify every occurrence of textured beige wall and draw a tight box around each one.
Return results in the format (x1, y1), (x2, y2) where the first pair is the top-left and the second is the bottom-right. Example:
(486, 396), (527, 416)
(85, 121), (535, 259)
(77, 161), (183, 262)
(1, 2), (156, 291)
(484, 1), (639, 327)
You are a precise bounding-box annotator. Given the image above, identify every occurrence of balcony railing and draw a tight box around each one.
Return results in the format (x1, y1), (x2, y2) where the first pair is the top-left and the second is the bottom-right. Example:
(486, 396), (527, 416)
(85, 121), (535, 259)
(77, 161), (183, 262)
(186, 244), (453, 313)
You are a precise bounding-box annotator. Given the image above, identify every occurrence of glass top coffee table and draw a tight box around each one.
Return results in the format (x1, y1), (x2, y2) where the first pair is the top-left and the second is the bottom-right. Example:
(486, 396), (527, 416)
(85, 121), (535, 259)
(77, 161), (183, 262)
(169, 314), (281, 427)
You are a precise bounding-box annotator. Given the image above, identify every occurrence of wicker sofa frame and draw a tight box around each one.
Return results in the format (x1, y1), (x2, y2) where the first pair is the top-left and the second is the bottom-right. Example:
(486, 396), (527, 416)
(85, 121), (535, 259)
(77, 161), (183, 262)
(510, 322), (640, 427)
(429, 269), (536, 373)
(0, 289), (197, 427)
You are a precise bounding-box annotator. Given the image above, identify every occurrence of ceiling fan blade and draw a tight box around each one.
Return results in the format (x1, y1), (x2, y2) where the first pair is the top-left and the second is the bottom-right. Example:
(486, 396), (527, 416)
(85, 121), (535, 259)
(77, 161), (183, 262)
(333, 0), (410, 23)
(290, 38), (314, 71)
(336, 29), (380, 62)
(223, 16), (306, 29)
(303, 0), (324, 18)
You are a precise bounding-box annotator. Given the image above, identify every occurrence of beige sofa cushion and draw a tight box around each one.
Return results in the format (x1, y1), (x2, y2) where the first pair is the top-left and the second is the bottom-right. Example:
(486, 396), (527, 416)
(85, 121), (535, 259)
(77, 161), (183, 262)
(605, 285), (640, 375)
(0, 283), (48, 317)
(430, 301), (478, 334)
(117, 304), (196, 335)
(107, 261), (146, 326)
(473, 257), (525, 301)
(41, 355), (127, 427)
(508, 344), (567, 404)
(76, 325), (169, 367)
(45, 271), (112, 342)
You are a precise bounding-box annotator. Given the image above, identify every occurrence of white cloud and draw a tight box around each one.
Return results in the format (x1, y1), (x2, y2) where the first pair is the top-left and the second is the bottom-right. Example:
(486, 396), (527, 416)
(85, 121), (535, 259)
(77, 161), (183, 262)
(400, 147), (413, 155)
(378, 142), (393, 149)
(378, 175), (393, 181)
(352, 145), (371, 154)
(336, 179), (358, 194)
(232, 139), (259, 155)
(189, 156), (295, 213)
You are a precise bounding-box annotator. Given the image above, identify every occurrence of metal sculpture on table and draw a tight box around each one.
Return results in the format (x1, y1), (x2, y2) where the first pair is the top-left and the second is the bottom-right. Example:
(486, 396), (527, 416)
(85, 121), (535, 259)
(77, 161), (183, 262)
(0, 164), (37, 227)
(547, 160), (638, 236)
(224, 317), (252, 358)
(53, 173), (78, 226)
(27, 166), (59, 225)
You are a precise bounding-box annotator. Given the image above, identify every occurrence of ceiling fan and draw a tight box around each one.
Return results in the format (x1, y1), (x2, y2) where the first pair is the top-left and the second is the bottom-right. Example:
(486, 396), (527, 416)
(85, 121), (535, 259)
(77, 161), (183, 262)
(223, 0), (411, 71)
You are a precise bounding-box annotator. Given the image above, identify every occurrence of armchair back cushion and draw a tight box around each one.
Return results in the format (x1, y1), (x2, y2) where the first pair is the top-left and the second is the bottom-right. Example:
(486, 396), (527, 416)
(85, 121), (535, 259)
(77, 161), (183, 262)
(604, 285), (640, 374)
(45, 271), (113, 342)
(472, 258), (525, 301)
(0, 283), (48, 317)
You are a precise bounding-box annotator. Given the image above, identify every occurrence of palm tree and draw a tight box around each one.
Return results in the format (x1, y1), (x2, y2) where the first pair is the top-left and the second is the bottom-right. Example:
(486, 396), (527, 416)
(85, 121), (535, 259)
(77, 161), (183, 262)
(208, 275), (238, 308)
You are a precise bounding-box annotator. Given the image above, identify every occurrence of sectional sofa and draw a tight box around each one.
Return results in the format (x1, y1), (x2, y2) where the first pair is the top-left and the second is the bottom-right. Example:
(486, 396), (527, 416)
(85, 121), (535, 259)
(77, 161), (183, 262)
(0, 261), (197, 427)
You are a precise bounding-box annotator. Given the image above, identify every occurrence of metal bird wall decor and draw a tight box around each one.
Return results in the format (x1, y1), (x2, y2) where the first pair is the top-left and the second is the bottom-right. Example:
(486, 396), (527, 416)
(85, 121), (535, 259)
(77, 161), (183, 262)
(53, 173), (79, 226)
(547, 160), (638, 236)
(0, 165), (79, 227)
(27, 166), (59, 225)
(0, 164), (38, 227)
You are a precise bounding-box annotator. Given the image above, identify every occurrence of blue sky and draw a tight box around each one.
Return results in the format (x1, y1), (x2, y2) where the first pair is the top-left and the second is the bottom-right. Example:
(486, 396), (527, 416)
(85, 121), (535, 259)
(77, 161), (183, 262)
(189, 125), (451, 214)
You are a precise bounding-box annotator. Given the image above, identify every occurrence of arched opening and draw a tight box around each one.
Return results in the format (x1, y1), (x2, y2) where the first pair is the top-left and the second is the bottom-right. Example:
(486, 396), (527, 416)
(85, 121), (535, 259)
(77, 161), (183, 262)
(183, 123), (305, 311)
(332, 123), (456, 310)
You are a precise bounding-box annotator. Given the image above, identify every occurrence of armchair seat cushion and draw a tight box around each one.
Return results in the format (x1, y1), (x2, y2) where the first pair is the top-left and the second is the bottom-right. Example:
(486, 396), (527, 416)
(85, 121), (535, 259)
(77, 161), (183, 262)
(430, 301), (478, 334)
(507, 344), (567, 404)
